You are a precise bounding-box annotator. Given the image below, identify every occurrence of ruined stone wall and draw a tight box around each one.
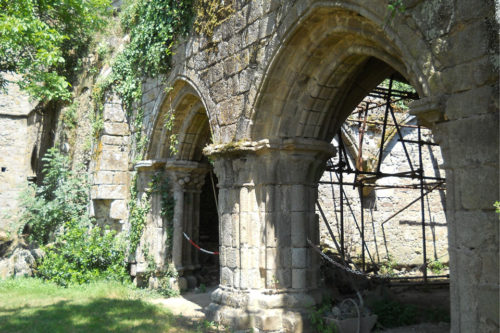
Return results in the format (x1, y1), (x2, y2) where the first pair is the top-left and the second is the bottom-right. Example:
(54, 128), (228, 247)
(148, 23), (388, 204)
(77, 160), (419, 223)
(89, 94), (131, 232)
(317, 119), (448, 267)
(0, 75), (40, 234)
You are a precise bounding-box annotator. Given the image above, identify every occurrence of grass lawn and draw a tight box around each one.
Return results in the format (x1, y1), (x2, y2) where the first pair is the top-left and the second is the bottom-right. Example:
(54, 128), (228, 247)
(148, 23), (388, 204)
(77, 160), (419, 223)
(0, 278), (199, 333)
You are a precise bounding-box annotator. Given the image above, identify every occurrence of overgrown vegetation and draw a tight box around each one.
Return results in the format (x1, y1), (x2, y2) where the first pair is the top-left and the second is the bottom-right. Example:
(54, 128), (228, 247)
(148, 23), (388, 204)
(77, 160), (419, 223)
(0, 0), (110, 101)
(98, 0), (195, 112)
(151, 172), (175, 254)
(37, 219), (127, 286)
(193, 0), (234, 38)
(19, 148), (88, 244)
(19, 149), (128, 286)
(428, 259), (446, 275)
(379, 254), (398, 277)
(128, 172), (175, 281)
(15, 0), (233, 291)
(128, 175), (151, 255)
(143, 249), (179, 297)
(128, 172), (174, 256)
(308, 300), (339, 333)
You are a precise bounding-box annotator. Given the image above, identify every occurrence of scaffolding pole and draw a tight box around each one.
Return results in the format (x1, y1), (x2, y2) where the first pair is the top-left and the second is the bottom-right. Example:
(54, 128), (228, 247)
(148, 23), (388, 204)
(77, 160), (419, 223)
(318, 77), (447, 283)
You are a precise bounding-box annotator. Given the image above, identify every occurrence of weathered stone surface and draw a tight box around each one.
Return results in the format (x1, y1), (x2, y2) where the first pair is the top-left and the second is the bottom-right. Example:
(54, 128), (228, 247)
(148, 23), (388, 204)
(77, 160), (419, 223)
(0, 77), (40, 234)
(92, 185), (127, 199)
(103, 103), (126, 122)
(110, 200), (128, 220)
(0, 73), (37, 116)
(93, 171), (114, 184)
(445, 85), (496, 120)
(98, 151), (129, 171)
(0, 237), (42, 278)
(103, 122), (130, 136)
(101, 135), (129, 146)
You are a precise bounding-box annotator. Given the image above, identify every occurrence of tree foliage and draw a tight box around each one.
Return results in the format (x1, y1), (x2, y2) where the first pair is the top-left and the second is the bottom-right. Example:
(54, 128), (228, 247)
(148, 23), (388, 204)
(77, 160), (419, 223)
(0, 0), (111, 101)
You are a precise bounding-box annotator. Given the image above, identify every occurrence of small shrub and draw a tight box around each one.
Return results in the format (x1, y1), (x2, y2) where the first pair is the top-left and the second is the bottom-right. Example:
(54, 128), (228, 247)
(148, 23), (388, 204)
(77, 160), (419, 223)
(142, 248), (179, 297)
(428, 260), (446, 275)
(62, 101), (79, 129)
(37, 219), (128, 287)
(19, 148), (128, 286)
(19, 148), (88, 244)
(379, 255), (398, 276)
(308, 300), (339, 333)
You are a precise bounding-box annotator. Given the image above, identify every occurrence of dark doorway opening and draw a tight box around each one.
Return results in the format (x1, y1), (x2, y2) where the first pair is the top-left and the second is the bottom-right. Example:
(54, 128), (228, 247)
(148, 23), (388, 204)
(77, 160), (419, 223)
(196, 169), (219, 287)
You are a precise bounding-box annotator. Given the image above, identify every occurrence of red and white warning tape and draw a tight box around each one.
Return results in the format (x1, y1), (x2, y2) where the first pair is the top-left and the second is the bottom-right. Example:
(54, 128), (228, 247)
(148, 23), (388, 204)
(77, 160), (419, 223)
(183, 232), (219, 255)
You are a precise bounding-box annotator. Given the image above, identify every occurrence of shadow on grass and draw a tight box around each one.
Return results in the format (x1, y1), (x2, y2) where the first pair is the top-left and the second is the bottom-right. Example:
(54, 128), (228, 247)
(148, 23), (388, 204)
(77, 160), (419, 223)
(0, 298), (197, 333)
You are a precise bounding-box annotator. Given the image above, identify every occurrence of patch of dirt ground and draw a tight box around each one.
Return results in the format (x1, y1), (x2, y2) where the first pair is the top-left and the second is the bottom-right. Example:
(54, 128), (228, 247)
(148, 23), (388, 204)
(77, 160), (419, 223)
(152, 286), (450, 332)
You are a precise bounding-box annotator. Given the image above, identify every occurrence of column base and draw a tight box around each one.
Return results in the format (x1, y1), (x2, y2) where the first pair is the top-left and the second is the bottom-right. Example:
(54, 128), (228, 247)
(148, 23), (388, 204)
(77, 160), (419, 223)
(206, 287), (325, 332)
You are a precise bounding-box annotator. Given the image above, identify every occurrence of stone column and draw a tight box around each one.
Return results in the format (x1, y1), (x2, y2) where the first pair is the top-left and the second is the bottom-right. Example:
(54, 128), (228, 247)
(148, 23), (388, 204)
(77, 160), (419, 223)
(166, 160), (209, 288)
(204, 138), (335, 332)
(132, 160), (168, 283)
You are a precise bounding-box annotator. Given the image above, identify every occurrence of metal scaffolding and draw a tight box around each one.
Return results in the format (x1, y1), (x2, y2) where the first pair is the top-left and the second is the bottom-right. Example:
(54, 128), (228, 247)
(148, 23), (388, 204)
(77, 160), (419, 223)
(318, 76), (447, 284)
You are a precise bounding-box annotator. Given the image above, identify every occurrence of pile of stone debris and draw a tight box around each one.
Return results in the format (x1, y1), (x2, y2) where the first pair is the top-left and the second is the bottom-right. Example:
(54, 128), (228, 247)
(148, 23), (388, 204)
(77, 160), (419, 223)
(0, 231), (43, 278)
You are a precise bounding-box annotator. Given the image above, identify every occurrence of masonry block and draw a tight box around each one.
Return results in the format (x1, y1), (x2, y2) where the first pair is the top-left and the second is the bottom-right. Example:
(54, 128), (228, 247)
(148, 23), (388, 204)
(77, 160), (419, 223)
(110, 200), (128, 220)
(291, 268), (307, 289)
(92, 185), (127, 200)
(103, 122), (129, 136)
(291, 248), (307, 269)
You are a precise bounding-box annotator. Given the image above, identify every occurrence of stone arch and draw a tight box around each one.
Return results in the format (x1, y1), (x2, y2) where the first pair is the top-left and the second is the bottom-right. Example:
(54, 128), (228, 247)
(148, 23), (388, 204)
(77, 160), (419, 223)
(147, 77), (213, 161)
(249, 6), (434, 142)
(136, 78), (218, 289)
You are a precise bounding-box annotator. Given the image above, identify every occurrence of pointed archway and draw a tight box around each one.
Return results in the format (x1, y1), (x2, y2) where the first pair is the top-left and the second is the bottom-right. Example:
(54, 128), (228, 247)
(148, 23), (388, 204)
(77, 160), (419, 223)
(133, 79), (218, 290)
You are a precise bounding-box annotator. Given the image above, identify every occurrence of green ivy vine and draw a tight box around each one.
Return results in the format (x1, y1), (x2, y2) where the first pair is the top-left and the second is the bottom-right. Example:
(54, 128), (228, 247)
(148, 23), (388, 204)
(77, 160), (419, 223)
(151, 172), (175, 257)
(128, 175), (151, 255)
(128, 171), (175, 258)
(94, 0), (233, 262)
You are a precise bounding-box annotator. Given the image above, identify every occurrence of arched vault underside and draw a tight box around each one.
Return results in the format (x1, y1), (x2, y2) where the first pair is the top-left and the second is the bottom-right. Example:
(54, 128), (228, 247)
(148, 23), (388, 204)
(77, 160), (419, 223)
(250, 8), (426, 143)
(147, 79), (212, 162)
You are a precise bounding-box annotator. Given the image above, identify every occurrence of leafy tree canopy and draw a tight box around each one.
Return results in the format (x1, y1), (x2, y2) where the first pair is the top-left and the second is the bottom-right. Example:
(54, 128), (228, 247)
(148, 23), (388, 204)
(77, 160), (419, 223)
(0, 0), (111, 101)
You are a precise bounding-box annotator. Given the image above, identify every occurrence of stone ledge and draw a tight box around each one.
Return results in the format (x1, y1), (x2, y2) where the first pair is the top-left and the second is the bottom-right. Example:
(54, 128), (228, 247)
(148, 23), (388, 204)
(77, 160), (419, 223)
(165, 159), (210, 172)
(203, 138), (336, 157)
(133, 159), (167, 171)
(409, 95), (448, 127)
(210, 286), (323, 310)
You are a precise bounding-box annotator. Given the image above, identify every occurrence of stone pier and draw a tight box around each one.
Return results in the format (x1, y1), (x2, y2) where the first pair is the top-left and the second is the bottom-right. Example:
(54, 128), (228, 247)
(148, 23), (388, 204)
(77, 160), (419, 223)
(204, 139), (335, 331)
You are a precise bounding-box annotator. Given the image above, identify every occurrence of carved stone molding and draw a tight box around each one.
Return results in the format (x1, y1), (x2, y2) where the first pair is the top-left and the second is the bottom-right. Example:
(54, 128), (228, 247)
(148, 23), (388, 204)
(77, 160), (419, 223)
(165, 159), (210, 192)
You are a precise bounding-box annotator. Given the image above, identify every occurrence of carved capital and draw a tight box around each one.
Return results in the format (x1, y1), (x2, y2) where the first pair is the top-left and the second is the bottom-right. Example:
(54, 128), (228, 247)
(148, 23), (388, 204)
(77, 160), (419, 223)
(166, 160), (209, 192)
(206, 138), (336, 187)
(133, 159), (167, 193)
